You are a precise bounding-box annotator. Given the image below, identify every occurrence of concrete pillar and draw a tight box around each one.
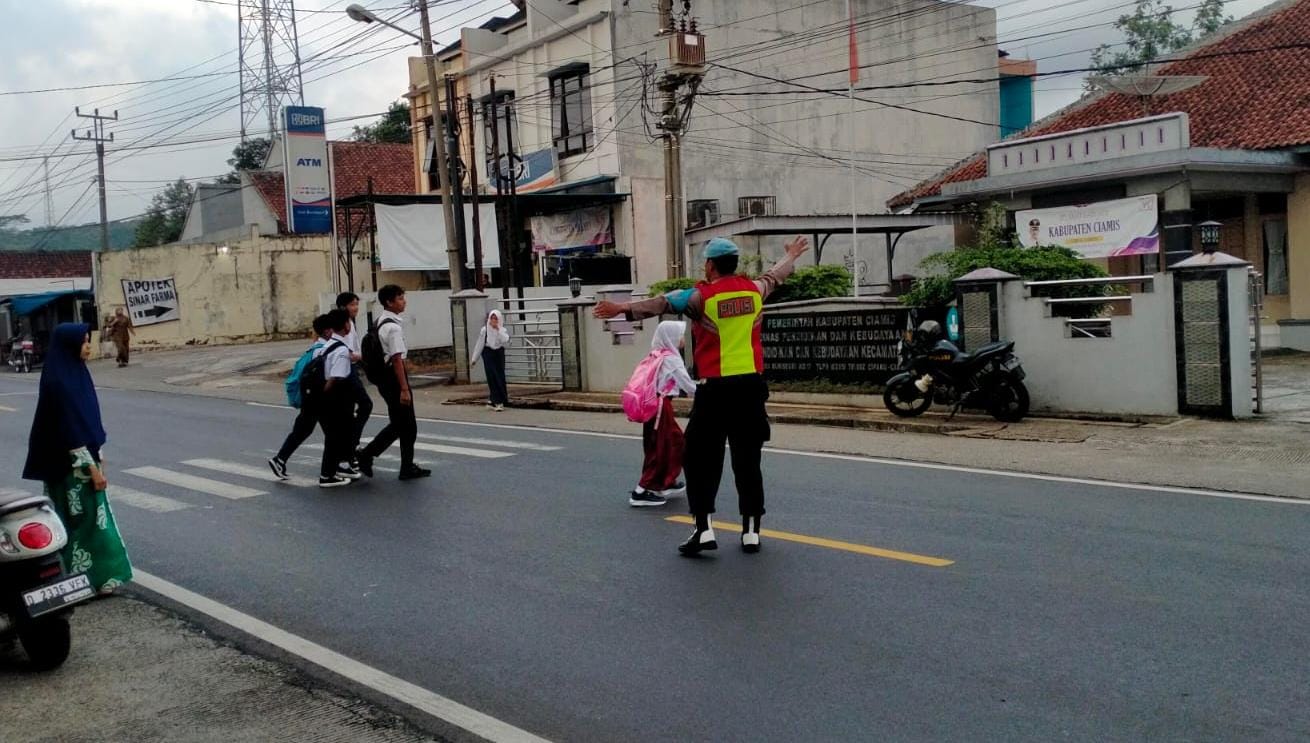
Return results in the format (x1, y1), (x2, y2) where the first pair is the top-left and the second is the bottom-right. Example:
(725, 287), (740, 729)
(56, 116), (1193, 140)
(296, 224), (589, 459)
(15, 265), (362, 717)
(1171, 251), (1253, 418)
(953, 268), (1020, 351)
(450, 289), (490, 384)
(594, 285), (639, 346)
(558, 297), (592, 391)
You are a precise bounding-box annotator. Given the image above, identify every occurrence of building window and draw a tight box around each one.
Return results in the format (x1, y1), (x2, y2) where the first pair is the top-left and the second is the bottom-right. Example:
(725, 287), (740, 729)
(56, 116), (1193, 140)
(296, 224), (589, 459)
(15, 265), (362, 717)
(687, 199), (720, 229)
(1265, 219), (1289, 295)
(738, 196), (776, 217)
(481, 91), (516, 156)
(550, 67), (592, 158)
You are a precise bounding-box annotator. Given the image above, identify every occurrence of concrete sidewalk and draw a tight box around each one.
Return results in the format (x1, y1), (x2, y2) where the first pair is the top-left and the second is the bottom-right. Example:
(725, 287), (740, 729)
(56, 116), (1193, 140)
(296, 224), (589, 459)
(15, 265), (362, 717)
(69, 339), (1310, 500)
(0, 596), (436, 743)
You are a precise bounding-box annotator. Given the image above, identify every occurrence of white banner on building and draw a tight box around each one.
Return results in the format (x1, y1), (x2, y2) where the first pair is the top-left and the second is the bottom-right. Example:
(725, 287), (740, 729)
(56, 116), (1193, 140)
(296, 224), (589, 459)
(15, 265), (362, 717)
(1017, 195), (1159, 259)
(530, 205), (613, 253)
(121, 278), (179, 326)
(375, 203), (501, 271)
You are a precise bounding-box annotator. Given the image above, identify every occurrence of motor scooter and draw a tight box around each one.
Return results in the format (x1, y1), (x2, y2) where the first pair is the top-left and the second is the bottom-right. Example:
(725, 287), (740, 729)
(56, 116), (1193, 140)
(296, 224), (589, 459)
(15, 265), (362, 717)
(8, 337), (35, 373)
(0, 490), (93, 670)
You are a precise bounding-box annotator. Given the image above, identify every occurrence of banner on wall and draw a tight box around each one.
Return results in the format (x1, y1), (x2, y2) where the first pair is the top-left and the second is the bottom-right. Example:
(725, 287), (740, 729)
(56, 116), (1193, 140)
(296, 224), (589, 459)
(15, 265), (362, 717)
(487, 148), (557, 193)
(1017, 195), (1159, 259)
(530, 206), (613, 254)
(282, 106), (332, 234)
(374, 203), (501, 271)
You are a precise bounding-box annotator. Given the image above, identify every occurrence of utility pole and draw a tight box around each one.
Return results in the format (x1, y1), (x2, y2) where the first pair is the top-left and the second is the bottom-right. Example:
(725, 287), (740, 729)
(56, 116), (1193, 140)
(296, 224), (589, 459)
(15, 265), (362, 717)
(488, 76), (511, 301)
(503, 99), (524, 297)
(71, 107), (118, 252)
(444, 75), (469, 288)
(656, 3), (705, 279)
(416, 0), (463, 291)
(42, 157), (54, 228)
(466, 93), (486, 291)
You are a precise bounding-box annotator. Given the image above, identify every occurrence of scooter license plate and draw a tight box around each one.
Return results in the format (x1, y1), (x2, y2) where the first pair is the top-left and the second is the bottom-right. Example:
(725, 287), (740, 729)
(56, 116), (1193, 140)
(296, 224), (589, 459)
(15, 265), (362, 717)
(22, 574), (93, 618)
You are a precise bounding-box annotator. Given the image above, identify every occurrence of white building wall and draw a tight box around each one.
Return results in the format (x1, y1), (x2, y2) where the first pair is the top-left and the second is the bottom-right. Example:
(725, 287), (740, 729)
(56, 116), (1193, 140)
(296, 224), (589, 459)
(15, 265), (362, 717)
(455, 0), (1000, 288)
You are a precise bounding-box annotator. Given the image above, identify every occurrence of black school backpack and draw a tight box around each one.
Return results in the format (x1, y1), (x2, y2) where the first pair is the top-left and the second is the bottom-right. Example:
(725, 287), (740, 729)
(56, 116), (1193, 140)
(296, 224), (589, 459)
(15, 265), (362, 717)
(299, 340), (345, 405)
(361, 318), (399, 386)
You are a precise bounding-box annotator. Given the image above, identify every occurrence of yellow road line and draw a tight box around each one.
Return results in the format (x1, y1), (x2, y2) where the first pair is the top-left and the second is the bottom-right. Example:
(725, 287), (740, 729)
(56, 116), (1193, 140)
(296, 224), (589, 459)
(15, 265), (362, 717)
(664, 516), (954, 567)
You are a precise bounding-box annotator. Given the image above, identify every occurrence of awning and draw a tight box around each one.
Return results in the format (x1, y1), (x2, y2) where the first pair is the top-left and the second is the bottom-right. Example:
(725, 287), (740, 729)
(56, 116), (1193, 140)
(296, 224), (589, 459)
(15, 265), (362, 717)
(5, 289), (90, 317)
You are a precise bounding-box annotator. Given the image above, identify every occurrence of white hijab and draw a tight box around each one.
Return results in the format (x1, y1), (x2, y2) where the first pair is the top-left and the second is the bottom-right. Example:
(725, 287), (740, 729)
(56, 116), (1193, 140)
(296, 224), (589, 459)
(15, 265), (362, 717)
(483, 310), (510, 350)
(651, 320), (696, 397)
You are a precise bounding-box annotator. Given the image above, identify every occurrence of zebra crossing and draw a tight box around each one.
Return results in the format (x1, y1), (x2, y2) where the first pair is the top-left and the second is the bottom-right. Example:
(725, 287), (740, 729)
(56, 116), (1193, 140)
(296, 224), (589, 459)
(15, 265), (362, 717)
(18, 432), (565, 516)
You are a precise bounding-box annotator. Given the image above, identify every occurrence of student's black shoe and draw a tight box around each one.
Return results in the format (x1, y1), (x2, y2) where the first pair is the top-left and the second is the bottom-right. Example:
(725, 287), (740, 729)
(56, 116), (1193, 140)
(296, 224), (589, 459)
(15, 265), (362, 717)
(318, 475), (352, 489)
(354, 450), (374, 478)
(398, 465), (432, 481)
(267, 457), (289, 481)
(659, 481), (686, 497)
(629, 489), (667, 508)
(337, 463), (363, 480)
(678, 528), (718, 556)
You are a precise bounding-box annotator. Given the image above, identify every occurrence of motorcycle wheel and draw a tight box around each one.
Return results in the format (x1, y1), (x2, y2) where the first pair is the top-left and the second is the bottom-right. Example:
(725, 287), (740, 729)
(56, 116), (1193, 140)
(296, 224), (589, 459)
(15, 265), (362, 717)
(884, 377), (932, 418)
(988, 377), (1030, 422)
(19, 615), (72, 671)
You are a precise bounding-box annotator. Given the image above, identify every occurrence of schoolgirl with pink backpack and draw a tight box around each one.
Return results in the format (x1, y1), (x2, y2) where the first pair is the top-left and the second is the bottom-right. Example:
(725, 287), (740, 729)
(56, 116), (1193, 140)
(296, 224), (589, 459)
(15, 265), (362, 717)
(622, 320), (697, 507)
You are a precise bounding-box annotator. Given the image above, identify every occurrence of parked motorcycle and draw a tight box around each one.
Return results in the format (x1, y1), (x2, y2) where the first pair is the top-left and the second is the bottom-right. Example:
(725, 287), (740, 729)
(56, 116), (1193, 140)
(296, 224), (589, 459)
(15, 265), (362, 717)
(883, 320), (1030, 422)
(8, 336), (35, 373)
(0, 490), (94, 670)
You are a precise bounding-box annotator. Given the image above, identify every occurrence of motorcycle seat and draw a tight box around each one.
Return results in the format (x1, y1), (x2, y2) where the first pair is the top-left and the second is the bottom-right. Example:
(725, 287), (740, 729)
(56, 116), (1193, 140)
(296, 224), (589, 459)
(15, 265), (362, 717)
(0, 490), (49, 516)
(958, 340), (1014, 363)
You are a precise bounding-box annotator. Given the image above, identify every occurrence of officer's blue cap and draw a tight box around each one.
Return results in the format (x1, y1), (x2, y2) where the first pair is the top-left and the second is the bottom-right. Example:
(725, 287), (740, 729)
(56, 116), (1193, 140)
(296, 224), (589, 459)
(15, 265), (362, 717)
(703, 238), (740, 260)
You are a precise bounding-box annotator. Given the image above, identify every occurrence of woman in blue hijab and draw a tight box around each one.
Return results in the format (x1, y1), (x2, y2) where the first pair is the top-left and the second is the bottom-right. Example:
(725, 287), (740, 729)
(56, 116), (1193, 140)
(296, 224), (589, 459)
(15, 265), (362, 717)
(23, 323), (131, 593)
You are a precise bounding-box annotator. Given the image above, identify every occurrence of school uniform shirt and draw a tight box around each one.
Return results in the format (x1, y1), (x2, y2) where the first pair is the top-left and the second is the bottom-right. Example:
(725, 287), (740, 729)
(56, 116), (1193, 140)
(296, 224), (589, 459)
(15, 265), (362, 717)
(323, 336), (353, 381)
(377, 310), (408, 362)
(341, 323), (362, 357)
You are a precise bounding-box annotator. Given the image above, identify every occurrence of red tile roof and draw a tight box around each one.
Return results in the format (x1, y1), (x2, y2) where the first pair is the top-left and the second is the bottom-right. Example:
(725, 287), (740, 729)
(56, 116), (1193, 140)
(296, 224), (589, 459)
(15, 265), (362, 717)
(0, 251), (91, 279)
(890, 0), (1310, 209)
(248, 141), (415, 233)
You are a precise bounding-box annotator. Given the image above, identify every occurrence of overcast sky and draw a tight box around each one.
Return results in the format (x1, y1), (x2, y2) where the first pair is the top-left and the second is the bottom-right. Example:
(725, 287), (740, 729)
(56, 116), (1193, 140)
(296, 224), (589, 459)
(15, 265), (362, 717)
(0, 0), (1269, 231)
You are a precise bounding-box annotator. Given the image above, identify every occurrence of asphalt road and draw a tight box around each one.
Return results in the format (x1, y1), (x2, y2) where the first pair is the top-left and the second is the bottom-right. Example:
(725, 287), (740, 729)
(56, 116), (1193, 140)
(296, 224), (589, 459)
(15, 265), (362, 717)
(1, 374), (1308, 742)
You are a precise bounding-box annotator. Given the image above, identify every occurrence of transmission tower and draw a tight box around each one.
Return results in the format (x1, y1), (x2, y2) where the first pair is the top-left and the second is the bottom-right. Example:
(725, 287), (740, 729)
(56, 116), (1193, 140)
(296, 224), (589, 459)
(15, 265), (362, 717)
(238, 0), (304, 143)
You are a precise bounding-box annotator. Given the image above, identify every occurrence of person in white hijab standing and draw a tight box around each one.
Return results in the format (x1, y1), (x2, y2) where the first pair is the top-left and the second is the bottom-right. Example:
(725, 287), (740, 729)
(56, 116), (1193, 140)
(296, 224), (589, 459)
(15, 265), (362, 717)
(629, 320), (697, 507)
(471, 309), (511, 411)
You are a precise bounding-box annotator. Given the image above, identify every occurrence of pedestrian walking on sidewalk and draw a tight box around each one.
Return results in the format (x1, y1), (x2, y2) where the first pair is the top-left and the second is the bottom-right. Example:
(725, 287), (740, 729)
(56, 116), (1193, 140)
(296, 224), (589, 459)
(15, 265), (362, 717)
(314, 310), (358, 488)
(356, 285), (430, 481)
(336, 292), (373, 461)
(470, 309), (510, 411)
(108, 307), (134, 367)
(268, 314), (333, 481)
(23, 323), (132, 593)
(594, 236), (809, 555)
(627, 320), (696, 508)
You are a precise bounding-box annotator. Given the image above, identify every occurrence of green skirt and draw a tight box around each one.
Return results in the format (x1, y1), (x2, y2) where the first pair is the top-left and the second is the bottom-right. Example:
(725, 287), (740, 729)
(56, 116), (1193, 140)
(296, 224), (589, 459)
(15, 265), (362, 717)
(46, 456), (133, 593)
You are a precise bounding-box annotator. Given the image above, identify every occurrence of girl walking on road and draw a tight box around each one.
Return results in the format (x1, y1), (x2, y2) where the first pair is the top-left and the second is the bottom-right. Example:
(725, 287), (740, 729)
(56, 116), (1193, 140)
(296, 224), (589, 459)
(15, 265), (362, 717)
(471, 309), (511, 411)
(629, 321), (696, 508)
(23, 323), (132, 593)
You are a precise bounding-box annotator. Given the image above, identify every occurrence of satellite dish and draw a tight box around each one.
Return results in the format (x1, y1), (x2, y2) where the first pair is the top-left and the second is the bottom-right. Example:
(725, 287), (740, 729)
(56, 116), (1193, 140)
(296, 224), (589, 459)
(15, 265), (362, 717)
(1086, 74), (1208, 114)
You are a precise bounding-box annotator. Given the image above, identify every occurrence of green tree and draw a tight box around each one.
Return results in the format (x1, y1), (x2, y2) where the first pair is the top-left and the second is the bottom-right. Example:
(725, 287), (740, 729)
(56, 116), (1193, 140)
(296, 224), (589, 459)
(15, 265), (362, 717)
(1087, 0), (1231, 88)
(133, 178), (195, 247)
(217, 137), (272, 184)
(352, 101), (412, 144)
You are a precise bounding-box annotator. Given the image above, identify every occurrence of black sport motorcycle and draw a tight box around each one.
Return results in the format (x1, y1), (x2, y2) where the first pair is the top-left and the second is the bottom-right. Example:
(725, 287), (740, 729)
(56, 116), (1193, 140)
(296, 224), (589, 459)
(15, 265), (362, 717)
(883, 320), (1030, 422)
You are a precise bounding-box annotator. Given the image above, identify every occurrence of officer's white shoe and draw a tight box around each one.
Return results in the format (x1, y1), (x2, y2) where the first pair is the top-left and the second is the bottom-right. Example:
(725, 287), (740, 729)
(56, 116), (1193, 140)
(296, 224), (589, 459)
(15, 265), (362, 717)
(678, 526), (717, 556)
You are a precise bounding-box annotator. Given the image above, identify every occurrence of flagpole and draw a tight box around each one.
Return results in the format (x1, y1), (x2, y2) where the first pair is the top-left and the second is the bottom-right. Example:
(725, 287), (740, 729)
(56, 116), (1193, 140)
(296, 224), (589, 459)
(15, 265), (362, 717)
(847, 0), (860, 298)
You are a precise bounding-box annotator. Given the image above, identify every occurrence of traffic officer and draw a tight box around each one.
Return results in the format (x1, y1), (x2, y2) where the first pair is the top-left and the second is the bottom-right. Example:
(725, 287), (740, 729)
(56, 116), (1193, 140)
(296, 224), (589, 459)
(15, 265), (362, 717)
(594, 235), (810, 555)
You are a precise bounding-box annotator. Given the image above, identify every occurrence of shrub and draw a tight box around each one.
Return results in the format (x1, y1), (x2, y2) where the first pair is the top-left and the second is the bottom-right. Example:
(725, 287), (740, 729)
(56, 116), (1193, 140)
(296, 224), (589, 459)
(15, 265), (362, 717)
(648, 277), (697, 296)
(768, 265), (853, 305)
(902, 244), (1109, 310)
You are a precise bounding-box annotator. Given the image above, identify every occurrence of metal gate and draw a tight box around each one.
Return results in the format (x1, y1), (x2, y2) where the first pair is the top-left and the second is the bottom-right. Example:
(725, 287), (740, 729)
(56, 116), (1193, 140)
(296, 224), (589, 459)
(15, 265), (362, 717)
(1173, 270), (1232, 417)
(496, 296), (564, 384)
(1249, 270), (1265, 414)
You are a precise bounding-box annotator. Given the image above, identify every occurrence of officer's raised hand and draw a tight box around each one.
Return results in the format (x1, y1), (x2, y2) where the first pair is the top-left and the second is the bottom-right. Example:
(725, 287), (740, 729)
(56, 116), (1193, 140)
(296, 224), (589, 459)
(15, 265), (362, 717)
(784, 235), (810, 259)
